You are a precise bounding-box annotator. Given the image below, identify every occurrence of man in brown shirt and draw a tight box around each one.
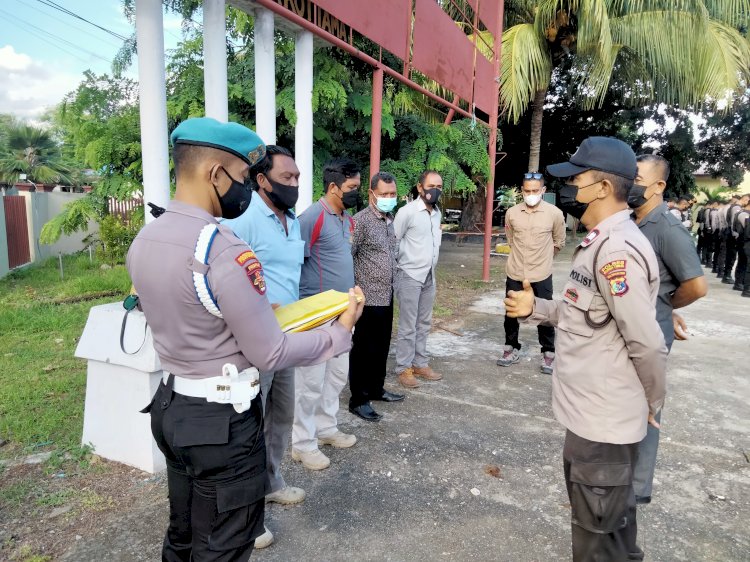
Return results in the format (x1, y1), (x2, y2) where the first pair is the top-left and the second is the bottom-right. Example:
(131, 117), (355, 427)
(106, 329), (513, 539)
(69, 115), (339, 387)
(497, 173), (565, 374)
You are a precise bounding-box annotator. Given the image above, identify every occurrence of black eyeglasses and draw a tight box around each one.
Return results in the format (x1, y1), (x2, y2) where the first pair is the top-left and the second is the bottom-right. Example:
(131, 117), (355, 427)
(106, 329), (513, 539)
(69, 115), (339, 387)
(523, 172), (543, 180)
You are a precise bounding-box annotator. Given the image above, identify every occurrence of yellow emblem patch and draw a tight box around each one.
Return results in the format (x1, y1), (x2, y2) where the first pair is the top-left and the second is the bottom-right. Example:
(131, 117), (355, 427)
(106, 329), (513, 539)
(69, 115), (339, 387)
(600, 259), (628, 297)
(235, 250), (257, 266)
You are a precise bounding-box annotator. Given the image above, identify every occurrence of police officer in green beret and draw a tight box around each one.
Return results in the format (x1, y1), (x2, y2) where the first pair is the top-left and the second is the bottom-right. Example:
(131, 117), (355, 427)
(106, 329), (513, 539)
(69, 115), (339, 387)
(127, 117), (364, 561)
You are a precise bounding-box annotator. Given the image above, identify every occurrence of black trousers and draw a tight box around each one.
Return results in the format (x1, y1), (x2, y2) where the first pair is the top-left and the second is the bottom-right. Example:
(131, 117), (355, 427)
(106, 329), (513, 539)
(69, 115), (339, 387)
(737, 242), (750, 289)
(696, 229), (705, 257)
(504, 276), (555, 353)
(700, 230), (714, 264)
(724, 235), (737, 278)
(563, 430), (642, 562)
(145, 378), (268, 562)
(714, 232), (728, 274)
(349, 304), (394, 408)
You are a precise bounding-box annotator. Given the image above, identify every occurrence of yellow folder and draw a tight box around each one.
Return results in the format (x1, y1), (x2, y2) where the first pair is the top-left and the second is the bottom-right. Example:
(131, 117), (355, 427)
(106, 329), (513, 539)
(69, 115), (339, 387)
(274, 290), (357, 333)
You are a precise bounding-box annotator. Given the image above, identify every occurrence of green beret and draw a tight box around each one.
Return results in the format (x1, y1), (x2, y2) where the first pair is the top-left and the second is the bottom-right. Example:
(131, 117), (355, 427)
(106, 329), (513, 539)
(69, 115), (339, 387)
(170, 117), (266, 166)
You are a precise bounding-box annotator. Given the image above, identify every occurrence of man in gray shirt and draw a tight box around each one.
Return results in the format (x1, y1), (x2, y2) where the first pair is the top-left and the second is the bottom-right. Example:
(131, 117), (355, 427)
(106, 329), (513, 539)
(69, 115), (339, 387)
(292, 158), (361, 471)
(629, 154), (708, 504)
(394, 170), (444, 388)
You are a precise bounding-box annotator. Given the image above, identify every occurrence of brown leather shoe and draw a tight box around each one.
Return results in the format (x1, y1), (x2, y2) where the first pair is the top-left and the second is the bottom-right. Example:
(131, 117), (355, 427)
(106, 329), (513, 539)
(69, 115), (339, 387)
(412, 365), (442, 381)
(398, 368), (420, 388)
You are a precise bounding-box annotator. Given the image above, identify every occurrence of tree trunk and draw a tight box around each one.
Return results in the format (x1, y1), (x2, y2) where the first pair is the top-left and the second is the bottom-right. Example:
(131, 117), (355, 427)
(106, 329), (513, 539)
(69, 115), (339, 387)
(460, 187), (485, 231)
(527, 87), (548, 173)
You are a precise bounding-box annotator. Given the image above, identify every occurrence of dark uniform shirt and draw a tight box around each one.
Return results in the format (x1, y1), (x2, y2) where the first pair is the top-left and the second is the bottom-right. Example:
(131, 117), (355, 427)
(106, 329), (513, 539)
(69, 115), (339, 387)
(351, 205), (397, 306)
(637, 203), (704, 349)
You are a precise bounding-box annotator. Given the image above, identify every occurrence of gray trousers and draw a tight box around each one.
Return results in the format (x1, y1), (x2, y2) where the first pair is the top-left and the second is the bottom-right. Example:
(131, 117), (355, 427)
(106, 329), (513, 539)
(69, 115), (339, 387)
(395, 268), (436, 372)
(633, 410), (662, 499)
(260, 367), (295, 493)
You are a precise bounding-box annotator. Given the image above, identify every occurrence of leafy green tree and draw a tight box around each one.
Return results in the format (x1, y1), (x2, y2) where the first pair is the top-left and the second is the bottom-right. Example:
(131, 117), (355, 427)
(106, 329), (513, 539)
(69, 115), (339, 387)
(0, 123), (71, 186)
(500, 0), (750, 172)
(56, 71), (143, 198)
(698, 88), (750, 187)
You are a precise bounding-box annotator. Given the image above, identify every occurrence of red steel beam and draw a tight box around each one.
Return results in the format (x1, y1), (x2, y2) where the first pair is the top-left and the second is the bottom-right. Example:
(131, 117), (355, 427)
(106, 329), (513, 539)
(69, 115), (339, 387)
(481, 3), (504, 282)
(370, 66), (384, 178)
(251, 0), (488, 125)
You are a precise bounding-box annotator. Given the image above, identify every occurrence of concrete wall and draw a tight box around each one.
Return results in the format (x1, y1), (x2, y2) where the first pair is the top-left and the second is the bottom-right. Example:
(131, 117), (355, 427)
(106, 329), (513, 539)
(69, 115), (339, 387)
(0, 192), (99, 278)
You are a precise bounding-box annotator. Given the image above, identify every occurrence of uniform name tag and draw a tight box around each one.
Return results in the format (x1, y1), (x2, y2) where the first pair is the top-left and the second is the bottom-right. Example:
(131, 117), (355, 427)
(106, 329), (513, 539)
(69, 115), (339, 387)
(569, 269), (593, 288)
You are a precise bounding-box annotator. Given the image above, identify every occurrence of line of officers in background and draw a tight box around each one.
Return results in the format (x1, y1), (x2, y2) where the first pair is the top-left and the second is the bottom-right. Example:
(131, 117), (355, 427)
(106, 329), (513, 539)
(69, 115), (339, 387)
(694, 193), (750, 296)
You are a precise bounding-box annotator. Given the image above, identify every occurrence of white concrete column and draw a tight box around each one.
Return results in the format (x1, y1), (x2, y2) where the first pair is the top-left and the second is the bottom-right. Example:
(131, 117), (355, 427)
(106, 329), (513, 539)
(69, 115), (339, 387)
(254, 8), (276, 144)
(203, 0), (228, 122)
(295, 30), (314, 213)
(135, 0), (170, 223)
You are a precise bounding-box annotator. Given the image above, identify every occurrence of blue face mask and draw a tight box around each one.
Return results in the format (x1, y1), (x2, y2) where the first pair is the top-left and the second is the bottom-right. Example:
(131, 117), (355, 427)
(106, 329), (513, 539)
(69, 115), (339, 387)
(375, 195), (397, 213)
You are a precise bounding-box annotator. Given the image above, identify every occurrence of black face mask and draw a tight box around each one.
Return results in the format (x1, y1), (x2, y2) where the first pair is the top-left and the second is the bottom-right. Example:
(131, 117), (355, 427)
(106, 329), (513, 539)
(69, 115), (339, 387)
(422, 188), (442, 205)
(341, 188), (361, 209)
(264, 176), (299, 212)
(215, 167), (252, 219)
(627, 183), (649, 209)
(558, 183), (589, 220)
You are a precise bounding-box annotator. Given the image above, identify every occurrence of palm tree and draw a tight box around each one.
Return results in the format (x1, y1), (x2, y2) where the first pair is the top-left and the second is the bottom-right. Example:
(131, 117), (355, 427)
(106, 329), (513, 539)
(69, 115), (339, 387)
(0, 124), (71, 186)
(500, 1), (750, 172)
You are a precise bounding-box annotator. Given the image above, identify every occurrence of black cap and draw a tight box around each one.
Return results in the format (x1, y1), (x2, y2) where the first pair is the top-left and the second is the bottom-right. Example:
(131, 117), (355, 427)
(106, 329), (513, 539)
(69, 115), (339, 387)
(546, 136), (637, 180)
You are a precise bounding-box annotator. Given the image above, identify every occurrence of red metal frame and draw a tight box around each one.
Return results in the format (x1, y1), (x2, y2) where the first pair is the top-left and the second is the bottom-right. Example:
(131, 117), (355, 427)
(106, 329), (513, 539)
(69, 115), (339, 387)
(481, 1), (504, 282)
(252, 0), (487, 125)
(369, 66), (384, 177)
(251, 0), (503, 281)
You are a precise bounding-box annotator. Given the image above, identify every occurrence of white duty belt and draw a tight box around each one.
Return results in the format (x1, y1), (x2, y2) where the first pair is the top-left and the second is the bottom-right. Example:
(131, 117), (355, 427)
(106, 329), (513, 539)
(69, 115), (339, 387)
(193, 224), (223, 318)
(164, 364), (260, 413)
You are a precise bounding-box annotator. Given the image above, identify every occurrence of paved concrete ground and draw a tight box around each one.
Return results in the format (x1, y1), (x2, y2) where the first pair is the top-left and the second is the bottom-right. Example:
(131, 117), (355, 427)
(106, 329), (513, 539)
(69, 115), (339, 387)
(61, 243), (749, 561)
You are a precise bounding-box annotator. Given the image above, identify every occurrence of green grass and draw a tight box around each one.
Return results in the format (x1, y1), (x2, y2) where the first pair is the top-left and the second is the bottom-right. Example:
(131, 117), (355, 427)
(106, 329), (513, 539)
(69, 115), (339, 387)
(0, 253), (131, 453)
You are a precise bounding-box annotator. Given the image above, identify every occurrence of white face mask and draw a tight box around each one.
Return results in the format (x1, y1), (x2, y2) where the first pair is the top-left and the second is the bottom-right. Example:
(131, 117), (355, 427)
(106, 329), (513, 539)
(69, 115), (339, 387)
(524, 193), (542, 207)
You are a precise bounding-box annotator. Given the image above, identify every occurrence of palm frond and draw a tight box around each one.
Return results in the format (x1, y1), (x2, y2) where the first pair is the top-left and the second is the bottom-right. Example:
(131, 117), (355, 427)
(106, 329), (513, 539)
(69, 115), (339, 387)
(499, 23), (553, 123)
(692, 20), (750, 104)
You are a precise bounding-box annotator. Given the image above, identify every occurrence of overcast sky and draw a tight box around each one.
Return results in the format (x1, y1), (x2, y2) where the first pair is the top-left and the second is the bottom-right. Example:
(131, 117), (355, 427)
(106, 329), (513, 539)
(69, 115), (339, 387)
(0, 0), (183, 120)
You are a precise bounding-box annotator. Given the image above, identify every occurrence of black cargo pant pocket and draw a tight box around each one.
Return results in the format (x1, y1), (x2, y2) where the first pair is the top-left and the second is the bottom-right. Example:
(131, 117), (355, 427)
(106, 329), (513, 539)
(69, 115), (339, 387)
(569, 460), (632, 534)
(207, 471), (269, 551)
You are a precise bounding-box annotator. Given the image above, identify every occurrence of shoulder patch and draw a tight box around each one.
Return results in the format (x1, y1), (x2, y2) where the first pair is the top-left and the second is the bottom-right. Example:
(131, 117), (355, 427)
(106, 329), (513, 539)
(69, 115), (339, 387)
(600, 259), (628, 297)
(243, 259), (267, 295)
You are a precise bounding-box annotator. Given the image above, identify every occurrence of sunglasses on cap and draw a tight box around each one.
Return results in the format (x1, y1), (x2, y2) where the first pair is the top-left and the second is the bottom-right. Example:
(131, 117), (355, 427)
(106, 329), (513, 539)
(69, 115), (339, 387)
(523, 172), (543, 180)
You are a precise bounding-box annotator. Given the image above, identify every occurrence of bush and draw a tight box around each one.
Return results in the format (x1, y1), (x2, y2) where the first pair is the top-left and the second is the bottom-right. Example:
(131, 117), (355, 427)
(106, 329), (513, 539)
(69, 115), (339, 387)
(97, 213), (143, 265)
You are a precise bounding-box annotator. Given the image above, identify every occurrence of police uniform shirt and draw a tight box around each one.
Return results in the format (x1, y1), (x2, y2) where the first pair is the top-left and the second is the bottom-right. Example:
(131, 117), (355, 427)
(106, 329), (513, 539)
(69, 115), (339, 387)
(637, 203), (704, 349)
(127, 201), (352, 379)
(524, 209), (668, 444)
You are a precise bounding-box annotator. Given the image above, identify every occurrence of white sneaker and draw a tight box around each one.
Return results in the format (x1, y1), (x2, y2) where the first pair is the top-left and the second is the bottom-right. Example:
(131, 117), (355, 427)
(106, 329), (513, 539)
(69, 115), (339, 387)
(318, 431), (357, 449)
(291, 448), (331, 470)
(266, 486), (306, 505)
(254, 526), (274, 549)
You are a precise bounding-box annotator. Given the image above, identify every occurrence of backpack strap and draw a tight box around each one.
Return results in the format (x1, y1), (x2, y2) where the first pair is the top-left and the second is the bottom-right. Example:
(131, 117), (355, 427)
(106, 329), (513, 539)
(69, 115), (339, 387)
(309, 209), (326, 249)
(193, 224), (223, 318)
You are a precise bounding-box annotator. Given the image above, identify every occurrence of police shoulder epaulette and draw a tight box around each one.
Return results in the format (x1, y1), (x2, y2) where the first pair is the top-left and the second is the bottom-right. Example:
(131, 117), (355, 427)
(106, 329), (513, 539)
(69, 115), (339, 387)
(193, 224), (223, 318)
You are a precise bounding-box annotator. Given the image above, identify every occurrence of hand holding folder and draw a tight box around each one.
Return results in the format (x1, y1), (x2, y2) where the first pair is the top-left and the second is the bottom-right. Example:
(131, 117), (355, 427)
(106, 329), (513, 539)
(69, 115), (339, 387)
(274, 289), (364, 333)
